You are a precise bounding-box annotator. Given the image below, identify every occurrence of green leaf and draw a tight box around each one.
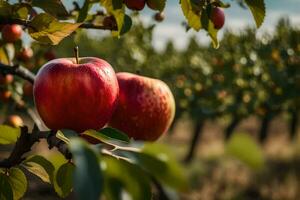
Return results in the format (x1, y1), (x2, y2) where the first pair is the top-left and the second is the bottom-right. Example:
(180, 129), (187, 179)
(226, 133), (265, 170)
(31, 0), (68, 17)
(0, 125), (21, 145)
(54, 162), (74, 198)
(100, 0), (126, 37)
(77, 0), (93, 22)
(56, 130), (70, 144)
(82, 128), (130, 144)
(0, 1), (12, 17)
(0, 47), (10, 65)
(0, 173), (13, 200)
(102, 156), (151, 200)
(180, 0), (202, 31)
(12, 3), (31, 19)
(140, 143), (188, 190)
(7, 168), (27, 200)
(22, 155), (55, 183)
(244, 0), (266, 28)
(28, 13), (82, 45)
(112, 0), (123, 10)
(69, 138), (103, 200)
(120, 14), (132, 35)
(146, 0), (166, 11)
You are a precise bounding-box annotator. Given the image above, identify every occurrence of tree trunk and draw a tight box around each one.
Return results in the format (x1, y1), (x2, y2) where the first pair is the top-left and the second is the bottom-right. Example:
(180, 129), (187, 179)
(289, 111), (298, 140)
(259, 113), (272, 143)
(225, 116), (240, 140)
(183, 120), (204, 164)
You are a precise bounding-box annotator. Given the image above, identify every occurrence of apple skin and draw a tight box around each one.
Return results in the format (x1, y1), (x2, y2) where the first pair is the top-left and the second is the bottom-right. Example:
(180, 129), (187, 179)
(5, 115), (23, 128)
(17, 48), (33, 62)
(1, 24), (22, 43)
(210, 7), (225, 29)
(33, 57), (119, 133)
(109, 72), (175, 141)
(124, 0), (145, 11)
(0, 74), (13, 85)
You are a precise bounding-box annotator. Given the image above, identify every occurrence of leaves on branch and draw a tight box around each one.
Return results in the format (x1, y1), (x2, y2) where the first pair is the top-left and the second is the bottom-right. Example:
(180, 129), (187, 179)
(22, 155), (55, 183)
(54, 162), (74, 198)
(7, 167), (27, 200)
(0, 125), (20, 145)
(82, 128), (130, 144)
(69, 138), (103, 200)
(28, 13), (82, 45)
(31, 0), (68, 18)
(244, 0), (266, 28)
(0, 173), (13, 200)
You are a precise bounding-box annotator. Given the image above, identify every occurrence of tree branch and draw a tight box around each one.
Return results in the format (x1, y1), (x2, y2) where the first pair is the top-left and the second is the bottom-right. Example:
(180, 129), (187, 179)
(0, 18), (117, 31)
(0, 62), (35, 84)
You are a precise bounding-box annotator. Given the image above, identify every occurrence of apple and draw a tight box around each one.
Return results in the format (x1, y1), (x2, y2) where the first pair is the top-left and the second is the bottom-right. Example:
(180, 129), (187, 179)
(146, 0), (160, 11)
(5, 115), (24, 127)
(109, 72), (175, 141)
(210, 7), (225, 29)
(124, 0), (145, 11)
(33, 56), (119, 133)
(44, 50), (56, 61)
(0, 74), (13, 85)
(154, 12), (165, 22)
(23, 81), (33, 97)
(0, 90), (12, 102)
(1, 24), (22, 43)
(17, 48), (33, 62)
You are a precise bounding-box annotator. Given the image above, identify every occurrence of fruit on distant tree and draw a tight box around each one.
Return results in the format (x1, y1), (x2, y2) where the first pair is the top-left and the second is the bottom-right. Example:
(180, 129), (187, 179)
(154, 12), (165, 22)
(1, 24), (22, 43)
(0, 74), (13, 85)
(17, 48), (33, 62)
(124, 0), (146, 11)
(109, 72), (175, 141)
(23, 81), (33, 97)
(5, 115), (24, 127)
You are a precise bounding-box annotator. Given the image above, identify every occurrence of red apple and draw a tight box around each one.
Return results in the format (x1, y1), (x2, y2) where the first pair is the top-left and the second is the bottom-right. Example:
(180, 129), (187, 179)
(23, 81), (33, 97)
(17, 48), (33, 62)
(124, 0), (145, 11)
(0, 74), (13, 85)
(210, 7), (225, 29)
(33, 57), (119, 133)
(146, 0), (160, 11)
(0, 90), (12, 102)
(1, 24), (22, 43)
(44, 50), (56, 61)
(154, 12), (165, 22)
(5, 115), (23, 128)
(109, 72), (175, 141)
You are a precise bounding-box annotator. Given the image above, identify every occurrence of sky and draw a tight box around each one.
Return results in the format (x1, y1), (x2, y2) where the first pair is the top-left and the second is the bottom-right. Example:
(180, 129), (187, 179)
(61, 0), (300, 50)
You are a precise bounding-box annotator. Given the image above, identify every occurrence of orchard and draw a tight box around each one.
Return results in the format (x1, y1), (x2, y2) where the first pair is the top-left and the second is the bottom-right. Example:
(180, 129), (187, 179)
(0, 0), (299, 200)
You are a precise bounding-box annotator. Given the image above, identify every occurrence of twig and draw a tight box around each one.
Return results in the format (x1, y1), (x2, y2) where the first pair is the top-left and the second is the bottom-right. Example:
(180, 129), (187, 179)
(0, 62), (35, 84)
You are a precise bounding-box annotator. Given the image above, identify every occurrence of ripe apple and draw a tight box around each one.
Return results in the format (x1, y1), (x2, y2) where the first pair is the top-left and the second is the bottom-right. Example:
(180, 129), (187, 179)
(109, 72), (175, 141)
(0, 74), (13, 85)
(23, 81), (33, 97)
(17, 48), (33, 62)
(154, 12), (165, 22)
(5, 115), (24, 128)
(210, 7), (225, 29)
(124, 0), (145, 11)
(0, 90), (11, 102)
(1, 24), (22, 43)
(33, 57), (119, 133)
(146, 0), (160, 11)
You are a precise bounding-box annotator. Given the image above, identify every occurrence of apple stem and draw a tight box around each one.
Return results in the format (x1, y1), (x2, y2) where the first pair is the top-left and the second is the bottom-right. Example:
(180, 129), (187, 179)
(74, 46), (79, 64)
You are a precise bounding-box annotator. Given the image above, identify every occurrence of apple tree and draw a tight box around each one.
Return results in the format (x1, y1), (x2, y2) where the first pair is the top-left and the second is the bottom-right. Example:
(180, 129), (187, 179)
(0, 0), (266, 199)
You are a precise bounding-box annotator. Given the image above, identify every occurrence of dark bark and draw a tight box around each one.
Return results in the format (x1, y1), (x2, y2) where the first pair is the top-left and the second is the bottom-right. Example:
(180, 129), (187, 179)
(259, 113), (272, 143)
(0, 62), (35, 84)
(225, 116), (240, 140)
(289, 111), (298, 140)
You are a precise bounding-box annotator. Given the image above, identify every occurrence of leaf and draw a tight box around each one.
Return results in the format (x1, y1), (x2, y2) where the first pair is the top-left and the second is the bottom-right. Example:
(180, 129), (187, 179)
(244, 0), (266, 28)
(201, 7), (219, 48)
(102, 156), (151, 200)
(0, 47), (10, 64)
(0, 1), (12, 17)
(22, 155), (55, 183)
(7, 168), (27, 200)
(120, 14), (132, 35)
(28, 13), (82, 45)
(0, 173), (13, 200)
(77, 0), (93, 22)
(12, 3), (31, 20)
(140, 143), (188, 190)
(69, 138), (103, 200)
(146, 0), (166, 11)
(56, 130), (70, 144)
(226, 133), (265, 170)
(0, 125), (21, 145)
(31, 0), (68, 17)
(54, 162), (74, 198)
(100, 0), (126, 37)
(82, 128), (130, 144)
(180, 0), (202, 31)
